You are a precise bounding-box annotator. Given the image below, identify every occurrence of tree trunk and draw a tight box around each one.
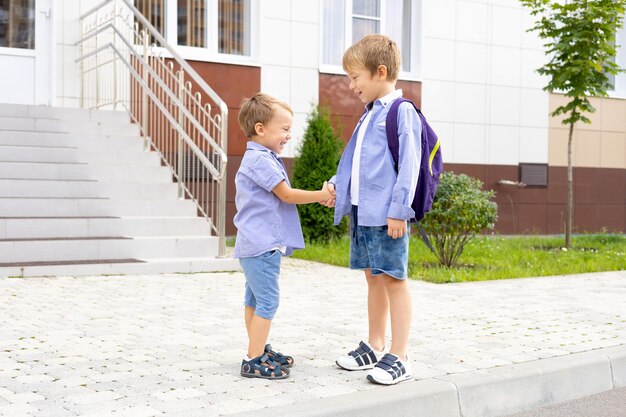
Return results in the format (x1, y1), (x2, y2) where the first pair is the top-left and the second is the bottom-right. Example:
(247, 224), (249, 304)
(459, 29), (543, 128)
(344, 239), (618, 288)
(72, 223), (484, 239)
(566, 122), (574, 248)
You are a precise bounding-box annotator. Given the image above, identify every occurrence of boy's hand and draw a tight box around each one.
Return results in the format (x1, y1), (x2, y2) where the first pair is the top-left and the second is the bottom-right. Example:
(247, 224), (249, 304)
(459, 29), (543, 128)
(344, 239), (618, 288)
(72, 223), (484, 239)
(320, 182), (336, 207)
(387, 218), (407, 239)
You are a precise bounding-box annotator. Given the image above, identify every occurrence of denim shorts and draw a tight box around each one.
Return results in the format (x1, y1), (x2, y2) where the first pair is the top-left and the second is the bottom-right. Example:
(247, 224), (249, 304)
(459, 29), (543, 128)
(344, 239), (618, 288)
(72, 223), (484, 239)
(350, 205), (409, 280)
(239, 249), (282, 320)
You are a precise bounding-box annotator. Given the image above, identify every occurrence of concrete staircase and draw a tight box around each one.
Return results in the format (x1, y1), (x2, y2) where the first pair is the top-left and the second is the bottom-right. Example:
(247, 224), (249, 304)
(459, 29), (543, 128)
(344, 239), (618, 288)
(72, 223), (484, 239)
(0, 104), (238, 277)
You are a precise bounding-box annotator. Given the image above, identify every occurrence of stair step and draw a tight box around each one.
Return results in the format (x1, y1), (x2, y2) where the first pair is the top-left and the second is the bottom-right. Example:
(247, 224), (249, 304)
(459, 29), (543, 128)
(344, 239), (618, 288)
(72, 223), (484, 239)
(0, 198), (199, 217)
(0, 179), (178, 199)
(0, 236), (130, 242)
(0, 131), (144, 151)
(0, 145), (160, 165)
(0, 257), (240, 278)
(0, 104), (130, 123)
(0, 216), (212, 238)
(0, 161), (172, 182)
(0, 258), (143, 267)
(0, 116), (140, 136)
(0, 216), (118, 219)
(0, 236), (218, 263)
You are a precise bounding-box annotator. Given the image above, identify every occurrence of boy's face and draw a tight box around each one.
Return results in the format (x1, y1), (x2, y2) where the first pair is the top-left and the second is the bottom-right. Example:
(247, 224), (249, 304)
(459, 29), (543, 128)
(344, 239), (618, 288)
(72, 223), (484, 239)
(347, 65), (393, 104)
(253, 106), (292, 154)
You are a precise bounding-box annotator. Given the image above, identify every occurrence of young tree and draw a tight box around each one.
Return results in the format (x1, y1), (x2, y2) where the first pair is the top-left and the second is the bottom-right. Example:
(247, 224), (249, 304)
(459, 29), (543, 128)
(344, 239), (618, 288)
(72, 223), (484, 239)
(291, 106), (347, 242)
(520, 0), (626, 247)
(421, 172), (498, 268)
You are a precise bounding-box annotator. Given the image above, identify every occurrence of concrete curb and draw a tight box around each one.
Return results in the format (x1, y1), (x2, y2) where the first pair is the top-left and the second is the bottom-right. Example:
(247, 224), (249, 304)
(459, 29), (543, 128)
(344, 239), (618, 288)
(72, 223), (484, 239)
(230, 345), (626, 417)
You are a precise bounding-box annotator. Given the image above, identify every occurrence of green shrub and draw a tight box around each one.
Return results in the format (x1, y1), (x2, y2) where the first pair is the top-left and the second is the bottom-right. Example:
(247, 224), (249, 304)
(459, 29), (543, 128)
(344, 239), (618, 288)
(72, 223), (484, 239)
(421, 172), (498, 267)
(291, 106), (347, 242)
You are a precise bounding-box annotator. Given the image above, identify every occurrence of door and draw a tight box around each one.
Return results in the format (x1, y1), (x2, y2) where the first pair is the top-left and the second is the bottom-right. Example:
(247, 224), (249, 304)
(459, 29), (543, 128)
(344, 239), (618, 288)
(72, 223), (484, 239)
(0, 0), (51, 105)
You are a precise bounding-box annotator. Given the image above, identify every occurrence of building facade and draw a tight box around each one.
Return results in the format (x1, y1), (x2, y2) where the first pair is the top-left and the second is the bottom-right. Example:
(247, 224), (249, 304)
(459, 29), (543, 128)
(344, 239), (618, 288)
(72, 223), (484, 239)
(1, 0), (624, 235)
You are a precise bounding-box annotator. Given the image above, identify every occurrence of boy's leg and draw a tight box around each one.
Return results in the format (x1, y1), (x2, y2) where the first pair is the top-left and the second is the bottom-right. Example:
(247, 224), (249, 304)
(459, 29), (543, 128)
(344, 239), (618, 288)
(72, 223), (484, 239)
(365, 269), (388, 352)
(244, 305), (255, 337)
(248, 315), (272, 359)
(240, 250), (281, 359)
(382, 274), (412, 360)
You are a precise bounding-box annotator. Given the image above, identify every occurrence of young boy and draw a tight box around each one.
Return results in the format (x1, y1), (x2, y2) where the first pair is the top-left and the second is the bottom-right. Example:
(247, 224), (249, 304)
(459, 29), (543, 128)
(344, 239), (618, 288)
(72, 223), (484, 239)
(325, 34), (421, 385)
(234, 93), (333, 380)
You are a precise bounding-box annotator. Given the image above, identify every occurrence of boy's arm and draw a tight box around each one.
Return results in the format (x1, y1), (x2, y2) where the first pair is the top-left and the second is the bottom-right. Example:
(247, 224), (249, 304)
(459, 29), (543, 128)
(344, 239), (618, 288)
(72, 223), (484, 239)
(273, 180), (332, 205)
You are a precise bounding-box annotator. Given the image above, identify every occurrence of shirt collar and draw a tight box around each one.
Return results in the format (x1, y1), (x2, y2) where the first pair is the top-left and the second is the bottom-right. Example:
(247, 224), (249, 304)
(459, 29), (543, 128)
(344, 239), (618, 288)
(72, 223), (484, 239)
(247, 140), (276, 155)
(366, 89), (403, 111)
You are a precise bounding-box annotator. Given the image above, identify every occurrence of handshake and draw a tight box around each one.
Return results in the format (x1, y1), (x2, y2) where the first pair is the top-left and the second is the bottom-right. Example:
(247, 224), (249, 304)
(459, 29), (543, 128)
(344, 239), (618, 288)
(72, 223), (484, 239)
(319, 182), (336, 208)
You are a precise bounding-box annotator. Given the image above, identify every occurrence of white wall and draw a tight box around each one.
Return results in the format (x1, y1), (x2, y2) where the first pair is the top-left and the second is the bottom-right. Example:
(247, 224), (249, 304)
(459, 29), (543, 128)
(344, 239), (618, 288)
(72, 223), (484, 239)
(0, 52), (36, 104)
(259, 0), (320, 158)
(421, 0), (550, 166)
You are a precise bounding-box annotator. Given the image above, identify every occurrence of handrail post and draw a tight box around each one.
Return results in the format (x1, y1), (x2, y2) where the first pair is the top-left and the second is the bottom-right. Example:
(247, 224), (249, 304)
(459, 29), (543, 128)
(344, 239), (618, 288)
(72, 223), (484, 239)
(218, 111), (228, 257)
(141, 30), (149, 150)
(95, 17), (100, 107)
(79, 18), (84, 108)
(177, 70), (185, 199)
(112, 4), (117, 109)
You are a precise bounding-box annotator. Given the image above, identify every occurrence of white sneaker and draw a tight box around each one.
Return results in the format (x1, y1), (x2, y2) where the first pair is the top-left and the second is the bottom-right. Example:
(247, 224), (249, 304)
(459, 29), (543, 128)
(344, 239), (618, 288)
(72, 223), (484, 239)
(366, 353), (413, 385)
(335, 341), (386, 371)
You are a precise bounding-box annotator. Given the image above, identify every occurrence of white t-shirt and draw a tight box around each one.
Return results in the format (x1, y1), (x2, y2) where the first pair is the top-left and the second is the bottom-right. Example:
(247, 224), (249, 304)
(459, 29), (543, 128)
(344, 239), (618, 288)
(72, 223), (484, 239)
(350, 110), (373, 205)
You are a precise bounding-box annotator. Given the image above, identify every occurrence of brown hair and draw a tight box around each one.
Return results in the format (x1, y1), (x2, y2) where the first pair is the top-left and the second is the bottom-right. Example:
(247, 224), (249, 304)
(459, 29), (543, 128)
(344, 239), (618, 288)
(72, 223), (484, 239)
(238, 93), (293, 138)
(342, 34), (401, 81)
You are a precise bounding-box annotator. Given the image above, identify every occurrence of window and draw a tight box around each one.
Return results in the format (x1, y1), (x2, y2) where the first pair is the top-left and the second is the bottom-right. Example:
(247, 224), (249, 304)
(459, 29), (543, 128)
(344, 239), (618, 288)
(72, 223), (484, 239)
(0, 0), (35, 49)
(352, 0), (380, 45)
(218, 0), (250, 55)
(135, 0), (165, 44)
(178, 0), (206, 47)
(322, 0), (419, 76)
(135, 0), (252, 58)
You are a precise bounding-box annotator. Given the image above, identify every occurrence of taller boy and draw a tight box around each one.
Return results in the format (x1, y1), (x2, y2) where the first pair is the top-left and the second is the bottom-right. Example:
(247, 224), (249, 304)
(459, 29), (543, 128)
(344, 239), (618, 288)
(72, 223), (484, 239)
(327, 34), (421, 385)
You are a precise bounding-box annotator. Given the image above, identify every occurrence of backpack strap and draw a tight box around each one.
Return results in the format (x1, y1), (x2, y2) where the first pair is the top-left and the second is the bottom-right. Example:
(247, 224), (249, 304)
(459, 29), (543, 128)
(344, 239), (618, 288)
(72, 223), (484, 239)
(385, 98), (421, 169)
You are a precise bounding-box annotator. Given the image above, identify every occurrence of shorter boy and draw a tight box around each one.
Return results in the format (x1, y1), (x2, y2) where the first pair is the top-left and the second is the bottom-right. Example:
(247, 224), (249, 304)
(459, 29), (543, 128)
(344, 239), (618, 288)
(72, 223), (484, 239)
(234, 93), (333, 380)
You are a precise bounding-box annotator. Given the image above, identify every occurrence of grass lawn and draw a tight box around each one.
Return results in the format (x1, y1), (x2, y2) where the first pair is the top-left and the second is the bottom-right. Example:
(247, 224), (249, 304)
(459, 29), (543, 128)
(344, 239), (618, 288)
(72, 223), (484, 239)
(290, 234), (626, 283)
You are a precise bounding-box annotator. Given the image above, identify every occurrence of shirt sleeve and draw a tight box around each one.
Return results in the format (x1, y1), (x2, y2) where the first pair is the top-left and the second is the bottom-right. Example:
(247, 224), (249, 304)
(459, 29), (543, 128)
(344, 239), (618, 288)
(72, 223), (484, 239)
(387, 101), (422, 220)
(241, 153), (286, 192)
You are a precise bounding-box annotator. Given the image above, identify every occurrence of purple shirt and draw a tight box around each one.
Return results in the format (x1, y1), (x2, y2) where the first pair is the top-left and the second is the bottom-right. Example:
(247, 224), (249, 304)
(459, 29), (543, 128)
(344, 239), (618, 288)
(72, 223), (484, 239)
(233, 141), (304, 258)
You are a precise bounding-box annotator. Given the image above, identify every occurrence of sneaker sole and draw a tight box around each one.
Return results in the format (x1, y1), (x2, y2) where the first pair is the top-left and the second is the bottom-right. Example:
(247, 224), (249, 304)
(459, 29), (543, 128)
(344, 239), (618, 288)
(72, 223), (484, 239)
(241, 371), (290, 380)
(366, 372), (413, 385)
(335, 360), (376, 371)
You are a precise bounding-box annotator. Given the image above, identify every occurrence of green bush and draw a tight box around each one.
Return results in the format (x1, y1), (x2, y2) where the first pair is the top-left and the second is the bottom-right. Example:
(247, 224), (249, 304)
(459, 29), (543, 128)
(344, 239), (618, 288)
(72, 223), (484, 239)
(291, 106), (348, 242)
(421, 172), (498, 267)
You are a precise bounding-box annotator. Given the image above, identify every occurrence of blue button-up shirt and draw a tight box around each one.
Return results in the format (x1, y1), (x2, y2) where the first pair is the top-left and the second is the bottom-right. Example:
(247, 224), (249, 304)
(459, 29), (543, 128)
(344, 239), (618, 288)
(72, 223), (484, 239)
(332, 90), (422, 226)
(234, 141), (305, 258)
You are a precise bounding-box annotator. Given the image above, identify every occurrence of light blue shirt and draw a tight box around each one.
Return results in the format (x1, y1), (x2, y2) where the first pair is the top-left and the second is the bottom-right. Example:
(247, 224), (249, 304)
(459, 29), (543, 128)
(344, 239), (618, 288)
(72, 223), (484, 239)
(331, 90), (422, 226)
(234, 141), (304, 258)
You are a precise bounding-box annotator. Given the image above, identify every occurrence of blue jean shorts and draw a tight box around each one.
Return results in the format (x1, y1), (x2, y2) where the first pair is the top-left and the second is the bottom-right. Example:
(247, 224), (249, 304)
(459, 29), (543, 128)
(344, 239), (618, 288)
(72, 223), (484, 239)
(350, 205), (409, 280)
(239, 249), (282, 320)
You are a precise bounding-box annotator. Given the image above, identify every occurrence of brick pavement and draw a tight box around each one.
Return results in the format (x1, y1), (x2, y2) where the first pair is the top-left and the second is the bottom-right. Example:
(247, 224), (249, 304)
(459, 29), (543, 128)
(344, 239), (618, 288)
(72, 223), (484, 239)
(0, 258), (625, 416)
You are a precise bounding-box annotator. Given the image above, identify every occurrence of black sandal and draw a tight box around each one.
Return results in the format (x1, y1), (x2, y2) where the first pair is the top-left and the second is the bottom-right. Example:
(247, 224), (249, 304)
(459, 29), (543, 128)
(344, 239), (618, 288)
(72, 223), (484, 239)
(265, 344), (295, 368)
(240, 353), (290, 380)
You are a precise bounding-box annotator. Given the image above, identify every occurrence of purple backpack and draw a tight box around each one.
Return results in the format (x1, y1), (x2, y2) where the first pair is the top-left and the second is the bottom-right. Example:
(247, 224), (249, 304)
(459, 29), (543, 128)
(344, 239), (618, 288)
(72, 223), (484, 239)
(386, 98), (443, 250)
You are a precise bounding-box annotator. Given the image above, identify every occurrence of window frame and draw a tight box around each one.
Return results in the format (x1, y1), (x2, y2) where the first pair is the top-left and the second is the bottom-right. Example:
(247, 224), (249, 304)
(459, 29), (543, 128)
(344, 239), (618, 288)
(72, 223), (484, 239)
(608, 14), (626, 99)
(151, 0), (259, 66)
(319, 0), (421, 81)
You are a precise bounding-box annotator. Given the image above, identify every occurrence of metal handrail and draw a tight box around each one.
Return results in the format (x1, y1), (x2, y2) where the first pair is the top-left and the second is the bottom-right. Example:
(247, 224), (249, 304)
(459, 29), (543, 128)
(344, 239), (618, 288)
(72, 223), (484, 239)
(76, 0), (228, 257)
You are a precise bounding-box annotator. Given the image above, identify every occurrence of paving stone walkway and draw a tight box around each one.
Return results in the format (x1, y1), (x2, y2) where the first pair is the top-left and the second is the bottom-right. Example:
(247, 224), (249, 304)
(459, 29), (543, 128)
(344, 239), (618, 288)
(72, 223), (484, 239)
(1, 258), (625, 416)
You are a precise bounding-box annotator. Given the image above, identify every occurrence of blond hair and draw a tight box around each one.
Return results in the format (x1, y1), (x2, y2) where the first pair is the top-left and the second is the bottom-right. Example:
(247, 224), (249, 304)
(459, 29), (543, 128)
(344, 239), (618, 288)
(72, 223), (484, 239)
(238, 93), (293, 138)
(342, 34), (401, 81)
